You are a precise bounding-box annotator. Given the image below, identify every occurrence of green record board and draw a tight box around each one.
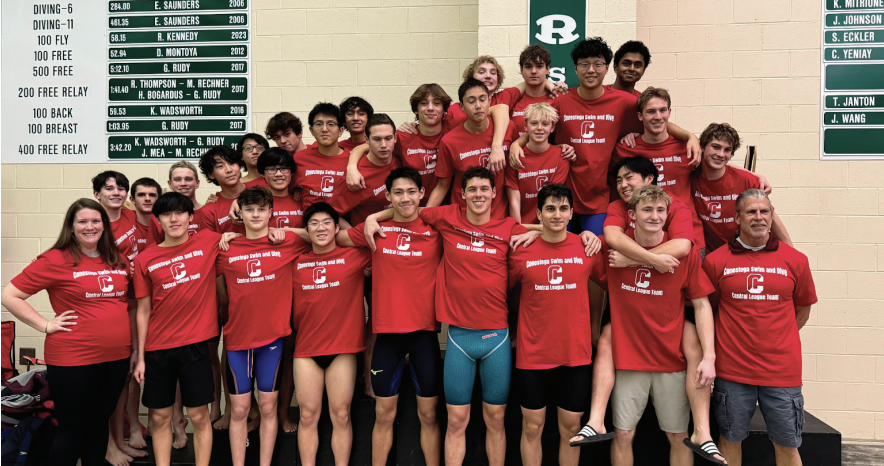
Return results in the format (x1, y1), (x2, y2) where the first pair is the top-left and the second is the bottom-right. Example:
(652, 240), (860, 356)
(821, 1), (884, 159)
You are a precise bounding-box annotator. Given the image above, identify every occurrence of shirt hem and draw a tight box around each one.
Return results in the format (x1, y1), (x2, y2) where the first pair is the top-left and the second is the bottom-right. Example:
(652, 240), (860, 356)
(44, 350), (131, 367)
(516, 358), (593, 370)
(225, 331), (291, 352)
(373, 325), (438, 334)
(718, 374), (802, 388)
(614, 364), (686, 373)
(144, 331), (220, 352)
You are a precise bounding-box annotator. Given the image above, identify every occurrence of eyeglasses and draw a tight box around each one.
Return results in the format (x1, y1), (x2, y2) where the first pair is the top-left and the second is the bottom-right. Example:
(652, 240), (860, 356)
(242, 145), (265, 153)
(307, 219), (335, 227)
(311, 121), (339, 130)
(576, 62), (607, 70)
(264, 167), (291, 174)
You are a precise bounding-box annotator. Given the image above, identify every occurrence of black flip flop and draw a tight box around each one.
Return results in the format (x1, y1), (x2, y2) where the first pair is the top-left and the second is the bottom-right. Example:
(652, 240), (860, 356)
(569, 425), (615, 447)
(683, 438), (727, 465)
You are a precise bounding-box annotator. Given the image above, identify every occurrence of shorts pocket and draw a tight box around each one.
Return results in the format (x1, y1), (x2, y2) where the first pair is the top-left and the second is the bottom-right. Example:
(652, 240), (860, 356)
(713, 389), (730, 432)
(791, 394), (805, 435)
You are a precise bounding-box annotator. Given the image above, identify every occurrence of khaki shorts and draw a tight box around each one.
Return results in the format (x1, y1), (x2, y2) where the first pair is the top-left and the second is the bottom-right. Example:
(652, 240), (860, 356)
(612, 370), (690, 433)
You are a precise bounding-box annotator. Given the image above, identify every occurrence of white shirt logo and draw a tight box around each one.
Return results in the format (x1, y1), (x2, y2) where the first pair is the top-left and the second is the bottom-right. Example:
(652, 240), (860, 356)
(397, 233), (411, 251)
(171, 263), (186, 280)
(98, 276), (114, 293)
(581, 121), (595, 138)
(635, 268), (651, 289)
(312, 266), (327, 284)
(707, 202), (722, 219)
(320, 176), (335, 193)
(747, 273), (764, 294)
(535, 175), (549, 191)
(655, 164), (665, 182)
(534, 14), (580, 45)
(548, 265), (563, 285)
(470, 232), (484, 248)
(247, 259), (262, 278)
(424, 154), (436, 170)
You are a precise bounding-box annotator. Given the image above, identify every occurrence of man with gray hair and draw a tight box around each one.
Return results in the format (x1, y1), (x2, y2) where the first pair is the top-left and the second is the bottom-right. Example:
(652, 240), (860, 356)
(702, 189), (817, 466)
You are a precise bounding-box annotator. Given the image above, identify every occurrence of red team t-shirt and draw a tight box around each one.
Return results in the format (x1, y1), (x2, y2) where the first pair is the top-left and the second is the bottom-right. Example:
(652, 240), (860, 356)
(613, 135), (703, 247)
(347, 219), (443, 333)
(420, 205), (528, 329)
(112, 208), (140, 261)
(691, 166), (761, 252)
(393, 129), (444, 201)
(443, 87), (522, 133)
(291, 246), (372, 357)
(604, 198), (695, 242)
(200, 194), (246, 234)
(510, 93), (552, 136)
(134, 230), (222, 351)
(604, 84), (642, 98)
(504, 145), (570, 222)
(330, 157), (401, 225)
(552, 87), (642, 215)
(244, 177), (269, 189)
(268, 194), (304, 229)
(604, 233), (715, 372)
(293, 146), (351, 209)
(12, 249), (130, 366)
(216, 233), (310, 350)
(703, 238), (817, 387)
(436, 119), (518, 220)
(509, 235), (605, 369)
(187, 207), (204, 236)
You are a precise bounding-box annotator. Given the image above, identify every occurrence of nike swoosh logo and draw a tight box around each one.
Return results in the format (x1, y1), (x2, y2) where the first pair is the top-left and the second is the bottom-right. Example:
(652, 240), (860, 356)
(269, 346), (277, 350)
(370, 370), (382, 375)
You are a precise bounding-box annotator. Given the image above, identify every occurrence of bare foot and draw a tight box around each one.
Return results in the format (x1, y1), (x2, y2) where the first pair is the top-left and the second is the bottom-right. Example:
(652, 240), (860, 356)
(213, 411), (231, 430)
(568, 421), (607, 443)
(690, 432), (727, 464)
(172, 417), (189, 450)
(280, 416), (298, 433)
(106, 440), (134, 466)
(128, 426), (147, 449)
(119, 441), (149, 458)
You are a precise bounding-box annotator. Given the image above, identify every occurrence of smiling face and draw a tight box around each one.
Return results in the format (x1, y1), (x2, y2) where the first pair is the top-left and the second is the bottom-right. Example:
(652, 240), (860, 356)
(628, 200), (669, 234)
(473, 62), (499, 93)
(209, 155), (241, 187)
(537, 197), (572, 234)
(158, 210), (193, 239)
(306, 212), (338, 248)
(462, 176), (495, 217)
(94, 177), (128, 210)
(344, 108), (368, 136)
(132, 186), (159, 215)
(702, 138), (735, 171)
(736, 197), (773, 243)
(525, 116), (554, 145)
(270, 128), (302, 154)
(241, 202), (272, 233)
(614, 52), (646, 86)
(262, 165), (292, 193)
(638, 96), (670, 136)
(73, 208), (104, 251)
(169, 167), (200, 198)
(574, 56), (608, 91)
(615, 166), (655, 202)
(387, 178), (424, 220)
(416, 94), (445, 126)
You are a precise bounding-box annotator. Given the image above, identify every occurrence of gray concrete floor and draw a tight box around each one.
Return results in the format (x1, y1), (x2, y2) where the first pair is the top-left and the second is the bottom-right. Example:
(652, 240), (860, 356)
(844, 441), (884, 465)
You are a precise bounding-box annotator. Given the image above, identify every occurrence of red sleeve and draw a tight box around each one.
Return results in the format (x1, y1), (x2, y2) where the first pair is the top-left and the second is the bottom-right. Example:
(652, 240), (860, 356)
(133, 256), (152, 299)
(791, 252), (818, 307)
(620, 96), (642, 136)
(435, 139), (454, 179)
(507, 254), (522, 291)
(667, 203), (694, 241)
(199, 204), (217, 232)
(504, 166), (519, 191)
(507, 120), (519, 141)
(10, 254), (55, 295)
(150, 217), (165, 244)
(701, 253), (723, 293)
(603, 201), (628, 230)
(418, 206), (446, 228)
(493, 87), (522, 109)
(588, 252), (607, 289)
(329, 185), (365, 216)
(553, 156), (570, 184)
(346, 223), (370, 249)
(511, 221), (529, 236)
(684, 249), (715, 300)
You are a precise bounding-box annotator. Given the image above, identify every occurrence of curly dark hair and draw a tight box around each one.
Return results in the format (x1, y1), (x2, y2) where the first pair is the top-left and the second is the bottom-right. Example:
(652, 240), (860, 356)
(570, 37), (613, 65)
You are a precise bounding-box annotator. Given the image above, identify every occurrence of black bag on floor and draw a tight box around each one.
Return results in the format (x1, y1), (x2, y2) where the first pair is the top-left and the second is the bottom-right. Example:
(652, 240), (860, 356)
(1, 416), (55, 466)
